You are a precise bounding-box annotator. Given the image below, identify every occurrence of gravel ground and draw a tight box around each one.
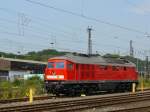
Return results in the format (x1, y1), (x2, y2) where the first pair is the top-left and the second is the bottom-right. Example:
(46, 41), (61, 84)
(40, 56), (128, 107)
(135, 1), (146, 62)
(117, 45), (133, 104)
(80, 100), (150, 112)
(0, 90), (149, 110)
(0, 91), (133, 108)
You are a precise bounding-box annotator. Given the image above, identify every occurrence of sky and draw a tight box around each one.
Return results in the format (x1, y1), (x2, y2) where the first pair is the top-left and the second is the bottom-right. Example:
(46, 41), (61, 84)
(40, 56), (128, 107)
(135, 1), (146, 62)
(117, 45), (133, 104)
(0, 0), (150, 59)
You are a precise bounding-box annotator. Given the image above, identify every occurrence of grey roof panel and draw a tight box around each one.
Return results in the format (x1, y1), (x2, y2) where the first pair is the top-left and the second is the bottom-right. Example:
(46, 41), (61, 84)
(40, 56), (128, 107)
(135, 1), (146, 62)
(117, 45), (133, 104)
(50, 54), (135, 67)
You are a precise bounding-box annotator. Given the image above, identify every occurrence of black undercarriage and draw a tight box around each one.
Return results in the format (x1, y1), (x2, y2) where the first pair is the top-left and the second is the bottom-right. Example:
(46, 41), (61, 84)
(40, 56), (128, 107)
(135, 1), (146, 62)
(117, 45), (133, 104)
(45, 80), (138, 96)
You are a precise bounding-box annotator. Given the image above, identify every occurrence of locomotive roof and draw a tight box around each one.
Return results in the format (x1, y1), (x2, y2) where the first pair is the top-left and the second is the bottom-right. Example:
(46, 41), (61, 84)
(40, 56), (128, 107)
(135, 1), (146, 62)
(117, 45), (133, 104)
(50, 53), (135, 67)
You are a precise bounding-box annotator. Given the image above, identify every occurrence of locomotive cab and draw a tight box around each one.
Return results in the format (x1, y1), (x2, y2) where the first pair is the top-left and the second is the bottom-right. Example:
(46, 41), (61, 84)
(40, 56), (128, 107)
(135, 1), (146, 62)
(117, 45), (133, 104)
(45, 60), (66, 81)
(45, 59), (76, 94)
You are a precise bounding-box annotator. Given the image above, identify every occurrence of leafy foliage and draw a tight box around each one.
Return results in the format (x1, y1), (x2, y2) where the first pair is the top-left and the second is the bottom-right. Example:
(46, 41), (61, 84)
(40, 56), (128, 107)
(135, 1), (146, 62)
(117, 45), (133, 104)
(138, 77), (150, 89)
(0, 49), (67, 62)
(0, 76), (44, 99)
(103, 53), (120, 58)
(0, 49), (148, 73)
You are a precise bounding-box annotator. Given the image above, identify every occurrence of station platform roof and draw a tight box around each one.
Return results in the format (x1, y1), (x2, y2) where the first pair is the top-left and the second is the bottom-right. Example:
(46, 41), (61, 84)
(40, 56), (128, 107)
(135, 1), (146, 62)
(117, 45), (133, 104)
(0, 57), (47, 71)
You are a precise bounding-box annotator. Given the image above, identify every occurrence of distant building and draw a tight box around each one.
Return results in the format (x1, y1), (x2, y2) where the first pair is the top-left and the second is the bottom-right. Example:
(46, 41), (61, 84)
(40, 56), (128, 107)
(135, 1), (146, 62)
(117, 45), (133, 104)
(0, 57), (46, 81)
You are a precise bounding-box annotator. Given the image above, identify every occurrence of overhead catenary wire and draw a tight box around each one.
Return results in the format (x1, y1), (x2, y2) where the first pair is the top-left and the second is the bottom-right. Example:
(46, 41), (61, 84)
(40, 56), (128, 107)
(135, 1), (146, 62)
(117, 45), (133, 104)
(0, 16), (129, 51)
(0, 26), (129, 55)
(0, 17), (76, 40)
(1, 7), (149, 49)
(0, 18), (149, 58)
(0, 28), (149, 57)
(25, 0), (149, 35)
(0, 21), (148, 57)
(0, 4), (149, 56)
(0, 37), (87, 54)
(0, 16), (75, 38)
(0, 7), (83, 38)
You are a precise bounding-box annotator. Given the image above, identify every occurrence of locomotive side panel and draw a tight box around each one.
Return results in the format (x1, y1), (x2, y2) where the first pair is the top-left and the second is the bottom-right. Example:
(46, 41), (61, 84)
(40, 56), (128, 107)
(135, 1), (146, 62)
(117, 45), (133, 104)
(94, 65), (137, 81)
(95, 65), (112, 80)
(70, 63), (138, 81)
(75, 64), (95, 80)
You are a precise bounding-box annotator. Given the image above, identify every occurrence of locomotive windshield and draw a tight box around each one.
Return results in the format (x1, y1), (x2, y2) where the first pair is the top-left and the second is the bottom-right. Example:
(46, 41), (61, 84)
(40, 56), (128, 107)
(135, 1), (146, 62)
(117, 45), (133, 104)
(56, 62), (64, 68)
(48, 62), (54, 68)
(47, 62), (65, 68)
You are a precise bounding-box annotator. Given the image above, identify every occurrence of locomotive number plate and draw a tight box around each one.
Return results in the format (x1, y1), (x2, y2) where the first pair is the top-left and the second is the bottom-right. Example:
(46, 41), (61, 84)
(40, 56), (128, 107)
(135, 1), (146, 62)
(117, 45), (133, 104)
(47, 75), (64, 79)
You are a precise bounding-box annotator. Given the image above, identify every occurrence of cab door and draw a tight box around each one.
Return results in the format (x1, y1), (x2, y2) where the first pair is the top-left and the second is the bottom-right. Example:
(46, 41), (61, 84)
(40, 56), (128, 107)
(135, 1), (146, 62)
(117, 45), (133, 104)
(67, 62), (75, 80)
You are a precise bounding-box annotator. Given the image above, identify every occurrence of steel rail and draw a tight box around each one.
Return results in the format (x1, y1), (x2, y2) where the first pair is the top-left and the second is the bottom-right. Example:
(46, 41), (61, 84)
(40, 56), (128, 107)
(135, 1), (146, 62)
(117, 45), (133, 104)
(108, 105), (150, 112)
(0, 88), (149, 104)
(0, 91), (150, 112)
(0, 95), (55, 104)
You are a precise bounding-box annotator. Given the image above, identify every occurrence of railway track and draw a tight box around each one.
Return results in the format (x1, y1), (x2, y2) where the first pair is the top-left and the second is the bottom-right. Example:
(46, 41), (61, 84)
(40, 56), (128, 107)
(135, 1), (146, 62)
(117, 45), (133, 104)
(0, 91), (150, 112)
(1, 88), (149, 104)
(109, 106), (150, 112)
(0, 95), (55, 104)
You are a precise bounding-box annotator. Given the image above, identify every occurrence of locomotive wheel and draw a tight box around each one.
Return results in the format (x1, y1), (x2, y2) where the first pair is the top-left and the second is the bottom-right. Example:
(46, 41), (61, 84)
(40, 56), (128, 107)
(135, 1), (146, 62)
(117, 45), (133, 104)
(70, 89), (76, 96)
(85, 88), (93, 96)
(56, 93), (60, 97)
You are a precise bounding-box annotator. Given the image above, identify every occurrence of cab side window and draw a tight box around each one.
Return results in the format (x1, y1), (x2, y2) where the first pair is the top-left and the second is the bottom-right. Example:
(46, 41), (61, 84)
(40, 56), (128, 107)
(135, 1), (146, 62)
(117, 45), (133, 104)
(112, 66), (119, 71)
(100, 65), (108, 70)
(67, 63), (73, 70)
(124, 67), (127, 71)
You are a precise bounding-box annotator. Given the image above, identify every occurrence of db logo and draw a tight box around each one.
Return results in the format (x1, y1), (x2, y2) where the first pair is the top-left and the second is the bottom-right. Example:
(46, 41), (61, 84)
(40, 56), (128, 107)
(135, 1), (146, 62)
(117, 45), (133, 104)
(52, 71), (56, 75)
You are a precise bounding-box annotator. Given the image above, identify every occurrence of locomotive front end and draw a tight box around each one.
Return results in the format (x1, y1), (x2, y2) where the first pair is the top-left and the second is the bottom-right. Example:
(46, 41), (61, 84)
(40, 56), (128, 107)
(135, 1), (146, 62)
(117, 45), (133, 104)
(44, 60), (66, 94)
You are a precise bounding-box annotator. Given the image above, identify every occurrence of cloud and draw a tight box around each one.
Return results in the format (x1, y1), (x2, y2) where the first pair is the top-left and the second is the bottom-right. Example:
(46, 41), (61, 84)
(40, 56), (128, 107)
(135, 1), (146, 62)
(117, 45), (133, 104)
(131, 0), (150, 15)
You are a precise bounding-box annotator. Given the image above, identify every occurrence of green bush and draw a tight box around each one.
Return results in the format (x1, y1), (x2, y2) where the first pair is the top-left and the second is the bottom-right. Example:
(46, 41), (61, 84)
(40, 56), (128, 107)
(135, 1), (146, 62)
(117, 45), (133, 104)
(138, 77), (150, 89)
(0, 76), (45, 100)
(24, 76), (45, 96)
(0, 81), (12, 99)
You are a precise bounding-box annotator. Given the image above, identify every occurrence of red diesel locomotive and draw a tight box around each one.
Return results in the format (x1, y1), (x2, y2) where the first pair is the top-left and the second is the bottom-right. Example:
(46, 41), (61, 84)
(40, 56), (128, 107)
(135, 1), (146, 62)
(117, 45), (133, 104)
(44, 53), (138, 95)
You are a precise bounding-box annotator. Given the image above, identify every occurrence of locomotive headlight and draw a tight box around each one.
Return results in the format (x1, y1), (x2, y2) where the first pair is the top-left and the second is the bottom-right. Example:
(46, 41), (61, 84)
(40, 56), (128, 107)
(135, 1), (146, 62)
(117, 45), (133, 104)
(46, 75), (50, 79)
(47, 75), (57, 79)
(58, 75), (64, 79)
